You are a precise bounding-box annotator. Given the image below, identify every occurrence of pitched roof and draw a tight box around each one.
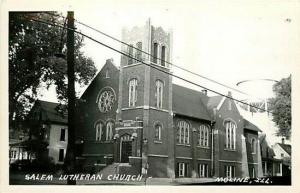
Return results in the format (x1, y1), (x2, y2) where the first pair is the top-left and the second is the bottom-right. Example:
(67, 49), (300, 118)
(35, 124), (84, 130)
(37, 100), (68, 124)
(80, 59), (119, 99)
(243, 118), (262, 132)
(172, 84), (211, 121)
(259, 133), (275, 158)
(207, 96), (223, 109)
(278, 143), (291, 155)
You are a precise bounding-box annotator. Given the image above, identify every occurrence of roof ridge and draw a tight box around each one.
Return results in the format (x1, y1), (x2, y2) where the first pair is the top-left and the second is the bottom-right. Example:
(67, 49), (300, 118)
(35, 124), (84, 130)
(80, 59), (119, 99)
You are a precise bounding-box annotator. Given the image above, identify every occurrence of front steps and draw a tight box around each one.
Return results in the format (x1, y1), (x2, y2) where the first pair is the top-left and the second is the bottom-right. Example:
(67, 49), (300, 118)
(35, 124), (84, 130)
(97, 162), (140, 178)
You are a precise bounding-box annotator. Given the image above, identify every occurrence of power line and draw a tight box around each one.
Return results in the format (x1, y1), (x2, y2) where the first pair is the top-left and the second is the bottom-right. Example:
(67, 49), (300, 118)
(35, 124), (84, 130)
(42, 12), (250, 96)
(24, 16), (276, 115)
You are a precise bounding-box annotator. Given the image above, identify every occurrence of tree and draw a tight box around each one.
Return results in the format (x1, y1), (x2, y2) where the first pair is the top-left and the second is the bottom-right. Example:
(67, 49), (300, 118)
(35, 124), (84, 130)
(9, 12), (97, 126)
(268, 75), (291, 139)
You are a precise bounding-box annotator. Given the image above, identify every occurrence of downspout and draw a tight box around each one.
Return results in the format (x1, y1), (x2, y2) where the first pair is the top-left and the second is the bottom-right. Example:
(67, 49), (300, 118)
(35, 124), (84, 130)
(210, 108), (217, 177)
(210, 120), (215, 177)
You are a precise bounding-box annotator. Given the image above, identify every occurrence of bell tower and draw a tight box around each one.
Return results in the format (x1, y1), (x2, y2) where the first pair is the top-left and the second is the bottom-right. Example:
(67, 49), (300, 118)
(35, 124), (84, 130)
(115, 19), (175, 178)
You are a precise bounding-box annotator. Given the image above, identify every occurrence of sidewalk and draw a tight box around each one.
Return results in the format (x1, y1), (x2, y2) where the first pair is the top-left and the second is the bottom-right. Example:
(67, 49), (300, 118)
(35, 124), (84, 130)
(76, 177), (215, 185)
(10, 171), (216, 185)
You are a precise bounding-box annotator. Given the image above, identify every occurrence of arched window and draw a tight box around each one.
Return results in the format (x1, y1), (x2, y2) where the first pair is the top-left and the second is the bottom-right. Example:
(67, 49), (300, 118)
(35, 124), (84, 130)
(251, 138), (256, 153)
(135, 42), (142, 61)
(105, 70), (110, 78)
(228, 100), (232, 110)
(252, 167), (256, 178)
(177, 121), (190, 144)
(152, 42), (158, 64)
(161, 46), (166, 66)
(129, 79), (138, 107)
(155, 80), (163, 108)
(154, 123), (162, 141)
(106, 121), (114, 141)
(198, 125), (209, 147)
(225, 121), (236, 149)
(95, 121), (104, 141)
(127, 44), (134, 65)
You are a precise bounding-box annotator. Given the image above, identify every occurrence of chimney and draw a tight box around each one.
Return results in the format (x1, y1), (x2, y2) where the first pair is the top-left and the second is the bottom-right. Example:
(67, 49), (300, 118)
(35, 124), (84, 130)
(281, 137), (285, 144)
(106, 58), (114, 63)
(228, 91), (232, 97)
(202, 89), (207, 95)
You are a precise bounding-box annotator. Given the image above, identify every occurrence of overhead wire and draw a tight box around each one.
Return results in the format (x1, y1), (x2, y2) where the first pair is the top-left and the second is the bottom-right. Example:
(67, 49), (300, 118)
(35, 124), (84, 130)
(23, 15), (275, 115)
(42, 11), (251, 96)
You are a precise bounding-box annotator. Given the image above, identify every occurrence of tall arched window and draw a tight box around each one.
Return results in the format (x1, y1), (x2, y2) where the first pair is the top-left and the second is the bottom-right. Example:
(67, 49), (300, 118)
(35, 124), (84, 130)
(155, 80), (163, 108)
(106, 121), (114, 141)
(152, 42), (158, 64)
(161, 46), (166, 66)
(105, 70), (110, 78)
(228, 100), (232, 110)
(177, 121), (190, 144)
(95, 121), (104, 141)
(129, 79), (138, 107)
(225, 121), (236, 149)
(251, 138), (256, 153)
(198, 125), (209, 147)
(154, 123), (162, 141)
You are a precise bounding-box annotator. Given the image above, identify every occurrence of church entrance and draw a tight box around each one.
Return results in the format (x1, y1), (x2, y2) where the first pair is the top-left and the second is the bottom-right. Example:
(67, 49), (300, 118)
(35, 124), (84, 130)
(121, 141), (132, 163)
(120, 134), (132, 163)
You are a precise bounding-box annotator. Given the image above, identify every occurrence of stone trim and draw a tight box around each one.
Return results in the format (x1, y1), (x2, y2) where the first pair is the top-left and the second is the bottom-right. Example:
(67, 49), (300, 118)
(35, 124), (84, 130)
(196, 158), (211, 161)
(176, 144), (191, 147)
(82, 153), (113, 157)
(176, 156), (192, 160)
(122, 63), (143, 69)
(115, 126), (142, 131)
(197, 146), (210, 149)
(149, 106), (169, 113)
(248, 162), (258, 165)
(219, 160), (242, 164)
(148, 154), (168, 158)
(128, 156), (142, 159)
(121, 106), (170, 113)
(121, 106), (144, 111)
(224, 148), (237, 152)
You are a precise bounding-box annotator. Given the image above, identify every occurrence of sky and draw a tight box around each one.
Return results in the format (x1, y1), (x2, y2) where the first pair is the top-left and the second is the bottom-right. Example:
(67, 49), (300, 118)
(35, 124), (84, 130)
(5, 0), (298, 144)
(37, 1), (299, 103)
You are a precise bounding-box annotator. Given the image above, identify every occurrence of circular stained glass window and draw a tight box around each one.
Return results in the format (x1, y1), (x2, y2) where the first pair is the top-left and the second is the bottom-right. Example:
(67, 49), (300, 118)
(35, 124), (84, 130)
(98, 89), (115, 113)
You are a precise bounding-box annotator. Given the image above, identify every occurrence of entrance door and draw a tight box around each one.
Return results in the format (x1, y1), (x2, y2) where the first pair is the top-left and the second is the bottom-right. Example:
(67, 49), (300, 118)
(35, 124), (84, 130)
(121, 141), (132, 163)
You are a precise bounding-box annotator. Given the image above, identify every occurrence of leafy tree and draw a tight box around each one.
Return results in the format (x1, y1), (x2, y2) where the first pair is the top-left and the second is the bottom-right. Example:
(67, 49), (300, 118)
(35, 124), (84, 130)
(9, 12), (97, 126)
(268, 75), (291, 139)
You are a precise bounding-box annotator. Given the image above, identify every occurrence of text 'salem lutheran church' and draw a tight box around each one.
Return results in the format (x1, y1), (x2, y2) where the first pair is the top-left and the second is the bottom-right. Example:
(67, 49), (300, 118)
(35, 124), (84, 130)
(77, 19), (263, 178)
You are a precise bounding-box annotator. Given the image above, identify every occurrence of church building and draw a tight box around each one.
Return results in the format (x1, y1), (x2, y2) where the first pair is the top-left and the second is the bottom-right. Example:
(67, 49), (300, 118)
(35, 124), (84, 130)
(76, 19), (263, 179)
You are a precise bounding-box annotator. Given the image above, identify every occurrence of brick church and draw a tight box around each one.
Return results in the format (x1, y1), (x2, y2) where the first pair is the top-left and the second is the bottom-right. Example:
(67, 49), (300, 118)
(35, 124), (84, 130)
(76, 19), (263, 178)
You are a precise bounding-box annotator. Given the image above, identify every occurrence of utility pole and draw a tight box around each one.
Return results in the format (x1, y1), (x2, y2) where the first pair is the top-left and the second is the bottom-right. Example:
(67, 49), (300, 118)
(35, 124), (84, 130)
(65, 11), (76, 185)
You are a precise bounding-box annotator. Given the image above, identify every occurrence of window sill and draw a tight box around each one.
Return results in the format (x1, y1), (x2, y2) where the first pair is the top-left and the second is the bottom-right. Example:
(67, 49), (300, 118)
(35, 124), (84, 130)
(197, 146), (210, 149)
(95, 141), (114, 144)
(122, 106), (143, 111)
(149, 106), (169, 113)
(123, 63), (143, 68)
(176, 144), (191, 147)
(224, 148), (236, 152)
(154, 140), (162, 144)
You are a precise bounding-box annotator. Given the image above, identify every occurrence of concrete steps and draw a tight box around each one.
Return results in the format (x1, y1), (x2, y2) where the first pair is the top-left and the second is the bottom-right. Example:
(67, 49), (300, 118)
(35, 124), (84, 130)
(97, 163), (119, 177)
